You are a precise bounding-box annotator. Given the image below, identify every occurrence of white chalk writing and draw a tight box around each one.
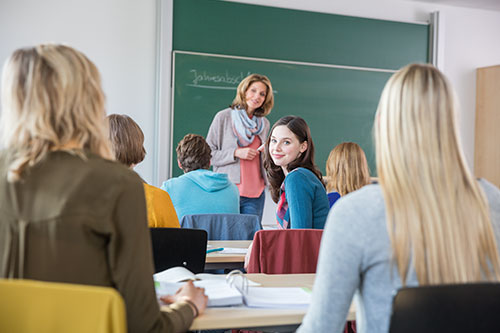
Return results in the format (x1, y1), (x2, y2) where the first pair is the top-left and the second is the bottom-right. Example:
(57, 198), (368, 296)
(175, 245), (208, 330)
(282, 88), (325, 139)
(189, 69), (251, 87)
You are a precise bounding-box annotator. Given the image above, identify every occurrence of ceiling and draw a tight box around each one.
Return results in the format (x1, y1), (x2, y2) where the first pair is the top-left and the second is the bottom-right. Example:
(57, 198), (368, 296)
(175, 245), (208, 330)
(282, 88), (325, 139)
(408, 0), (500, 11)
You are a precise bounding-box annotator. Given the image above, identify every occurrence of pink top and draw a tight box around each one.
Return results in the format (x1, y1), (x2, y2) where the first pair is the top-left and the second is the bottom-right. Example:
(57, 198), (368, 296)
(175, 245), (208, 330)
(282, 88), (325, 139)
(237, 136), (265, 198)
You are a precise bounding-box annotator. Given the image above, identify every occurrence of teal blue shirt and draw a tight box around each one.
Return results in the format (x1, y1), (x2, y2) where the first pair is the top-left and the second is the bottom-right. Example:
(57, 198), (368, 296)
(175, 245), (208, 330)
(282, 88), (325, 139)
(161, 169), (239, 220)
(279, 167), (329, 229)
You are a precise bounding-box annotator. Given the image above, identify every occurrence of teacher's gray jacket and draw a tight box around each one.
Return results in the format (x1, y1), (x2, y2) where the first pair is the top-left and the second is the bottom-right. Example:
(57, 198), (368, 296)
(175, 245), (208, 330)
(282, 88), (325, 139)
(206, 108), (269, 185)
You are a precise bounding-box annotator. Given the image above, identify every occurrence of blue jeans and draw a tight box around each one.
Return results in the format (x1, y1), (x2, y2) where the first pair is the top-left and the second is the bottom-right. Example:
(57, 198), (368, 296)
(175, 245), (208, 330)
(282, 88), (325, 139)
(240, 190), (265, 224)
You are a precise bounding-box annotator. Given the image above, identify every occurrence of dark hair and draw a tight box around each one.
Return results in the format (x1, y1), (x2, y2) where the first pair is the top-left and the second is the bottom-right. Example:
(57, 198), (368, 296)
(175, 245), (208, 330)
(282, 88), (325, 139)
(107, 114), (146, 167)
(176, 134), (212, 173)
(263, 116), (324, 203)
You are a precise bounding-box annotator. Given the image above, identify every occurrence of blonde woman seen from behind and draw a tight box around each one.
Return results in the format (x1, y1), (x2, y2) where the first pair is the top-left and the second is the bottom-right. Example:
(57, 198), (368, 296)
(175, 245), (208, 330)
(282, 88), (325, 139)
(325, 142), (370, 207)
(107, 114), (180, 228)
(298, 64), (500, 333)
(0, 44), (206, 333)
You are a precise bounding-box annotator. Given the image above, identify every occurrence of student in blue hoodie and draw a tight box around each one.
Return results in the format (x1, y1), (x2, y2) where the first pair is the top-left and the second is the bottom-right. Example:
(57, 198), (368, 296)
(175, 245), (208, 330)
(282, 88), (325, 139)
(161, 134), (240, 220)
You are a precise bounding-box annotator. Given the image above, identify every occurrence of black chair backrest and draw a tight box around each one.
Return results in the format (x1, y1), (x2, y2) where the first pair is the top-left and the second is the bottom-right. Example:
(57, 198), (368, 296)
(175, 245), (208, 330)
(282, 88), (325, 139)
(389, 283), (500, 333)
(149, 228), (207, 274)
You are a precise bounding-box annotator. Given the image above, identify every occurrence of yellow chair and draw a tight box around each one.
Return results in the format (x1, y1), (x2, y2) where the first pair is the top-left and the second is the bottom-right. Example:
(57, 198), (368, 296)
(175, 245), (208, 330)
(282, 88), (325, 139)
(0, 279), (126, 333)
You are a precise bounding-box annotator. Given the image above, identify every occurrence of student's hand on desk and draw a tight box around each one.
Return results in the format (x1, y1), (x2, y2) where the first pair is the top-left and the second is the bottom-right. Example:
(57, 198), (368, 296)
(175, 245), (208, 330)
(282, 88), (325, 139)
(160, 280), (208, 317)
(235, 147), (259, 160)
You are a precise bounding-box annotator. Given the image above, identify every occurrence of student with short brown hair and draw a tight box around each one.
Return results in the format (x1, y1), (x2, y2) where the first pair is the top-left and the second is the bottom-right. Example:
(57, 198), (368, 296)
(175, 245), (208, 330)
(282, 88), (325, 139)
(176, 133), (212, 172)
(161, 134), (239, 220)
(107, 114), (179, 228)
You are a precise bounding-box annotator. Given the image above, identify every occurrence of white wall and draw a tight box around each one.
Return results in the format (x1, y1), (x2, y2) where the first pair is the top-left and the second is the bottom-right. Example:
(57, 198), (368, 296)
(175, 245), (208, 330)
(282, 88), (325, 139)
(0, 0), (158, 184)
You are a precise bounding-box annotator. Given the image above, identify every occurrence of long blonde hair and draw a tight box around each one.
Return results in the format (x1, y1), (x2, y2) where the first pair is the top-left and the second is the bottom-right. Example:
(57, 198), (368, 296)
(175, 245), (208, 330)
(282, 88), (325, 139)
(0, 44), (113, 181)
(375, 63), (500, 285)
(326, 142), (370, 196)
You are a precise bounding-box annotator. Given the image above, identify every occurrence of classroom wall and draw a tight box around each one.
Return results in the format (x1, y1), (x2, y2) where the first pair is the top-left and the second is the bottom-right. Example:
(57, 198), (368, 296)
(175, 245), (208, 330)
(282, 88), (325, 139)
(0, 0), (158, 184)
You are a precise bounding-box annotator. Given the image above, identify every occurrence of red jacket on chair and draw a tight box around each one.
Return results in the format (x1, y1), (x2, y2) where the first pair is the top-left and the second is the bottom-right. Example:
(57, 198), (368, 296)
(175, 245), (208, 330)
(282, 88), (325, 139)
(246, 229), (323, 274)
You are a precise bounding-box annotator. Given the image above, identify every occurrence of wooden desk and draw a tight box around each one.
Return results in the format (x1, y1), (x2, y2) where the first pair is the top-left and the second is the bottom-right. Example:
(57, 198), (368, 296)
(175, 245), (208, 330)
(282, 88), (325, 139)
(205, 240), (251, 270)
(186, 273), (356, 331)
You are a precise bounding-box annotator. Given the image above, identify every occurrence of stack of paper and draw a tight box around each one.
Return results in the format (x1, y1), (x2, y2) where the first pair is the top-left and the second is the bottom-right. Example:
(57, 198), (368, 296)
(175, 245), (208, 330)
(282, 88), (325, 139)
(154, 267), (248, 307)
(154, 267), (311, 308)
(244, 287), (311, 308)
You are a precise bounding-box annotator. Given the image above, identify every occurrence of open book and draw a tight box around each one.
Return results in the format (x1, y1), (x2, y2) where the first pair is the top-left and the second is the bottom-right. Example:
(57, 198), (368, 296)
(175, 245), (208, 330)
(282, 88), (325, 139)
(154, 267), (311, 308)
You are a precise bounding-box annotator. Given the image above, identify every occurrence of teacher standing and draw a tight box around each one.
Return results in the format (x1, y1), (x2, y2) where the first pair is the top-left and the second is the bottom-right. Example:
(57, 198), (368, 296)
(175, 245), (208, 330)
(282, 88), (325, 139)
(207, 74), (274, 223)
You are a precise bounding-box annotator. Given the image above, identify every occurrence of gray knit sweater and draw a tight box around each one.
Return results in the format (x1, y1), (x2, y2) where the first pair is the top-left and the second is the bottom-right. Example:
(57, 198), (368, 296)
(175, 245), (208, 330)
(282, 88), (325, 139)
(297, 179), (500, 333)
(206, 108), (269, 185)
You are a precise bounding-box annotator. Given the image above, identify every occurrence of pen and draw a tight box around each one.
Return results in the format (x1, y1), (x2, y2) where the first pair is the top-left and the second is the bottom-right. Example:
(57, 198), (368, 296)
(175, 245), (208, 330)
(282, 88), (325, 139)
(206, 247), (224, 253)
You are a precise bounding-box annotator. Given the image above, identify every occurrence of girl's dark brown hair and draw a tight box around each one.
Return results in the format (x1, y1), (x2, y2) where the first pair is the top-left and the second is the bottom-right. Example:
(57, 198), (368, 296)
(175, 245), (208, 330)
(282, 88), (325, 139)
(263, 116), (324, 203)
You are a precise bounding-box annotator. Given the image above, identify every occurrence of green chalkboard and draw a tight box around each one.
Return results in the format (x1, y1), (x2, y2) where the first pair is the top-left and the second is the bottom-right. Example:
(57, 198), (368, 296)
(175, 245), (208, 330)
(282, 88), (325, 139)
(171, 0), (430, 177)
(173, 0), (429, 70)
(172, 52), (393, 177)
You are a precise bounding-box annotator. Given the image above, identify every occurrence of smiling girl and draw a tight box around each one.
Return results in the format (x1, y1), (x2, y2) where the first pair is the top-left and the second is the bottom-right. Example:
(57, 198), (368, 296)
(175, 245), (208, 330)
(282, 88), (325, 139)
(264, 116), (330, 229)
(207, 74), (274, 223)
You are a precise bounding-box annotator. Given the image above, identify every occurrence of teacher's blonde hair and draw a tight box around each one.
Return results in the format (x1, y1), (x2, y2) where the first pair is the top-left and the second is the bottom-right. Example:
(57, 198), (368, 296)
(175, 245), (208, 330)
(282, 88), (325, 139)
(375, 63), (500, 285)
(1, 44), (113, 181)
(231, 74), (274, 117)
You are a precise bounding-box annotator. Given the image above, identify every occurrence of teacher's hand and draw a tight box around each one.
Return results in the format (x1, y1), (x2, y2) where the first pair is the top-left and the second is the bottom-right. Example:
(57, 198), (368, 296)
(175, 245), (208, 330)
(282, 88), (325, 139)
(160, 280), (208, 317)
(235, 147), (259, 160)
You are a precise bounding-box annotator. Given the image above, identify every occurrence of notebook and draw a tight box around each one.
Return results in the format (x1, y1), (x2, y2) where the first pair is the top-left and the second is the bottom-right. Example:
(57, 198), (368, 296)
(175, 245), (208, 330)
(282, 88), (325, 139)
(154, 267), (311, 308)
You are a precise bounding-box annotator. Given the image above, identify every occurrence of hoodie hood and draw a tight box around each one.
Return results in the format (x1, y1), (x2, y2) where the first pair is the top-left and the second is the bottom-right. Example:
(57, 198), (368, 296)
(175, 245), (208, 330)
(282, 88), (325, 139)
(183, 169), (233, 192)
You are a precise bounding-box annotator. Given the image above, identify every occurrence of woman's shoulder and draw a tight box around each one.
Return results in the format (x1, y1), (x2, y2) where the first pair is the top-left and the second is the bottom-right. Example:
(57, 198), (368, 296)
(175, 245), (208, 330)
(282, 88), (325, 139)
(74, 152), (143, 192)
(213, 108), (232, 120)
(331, 185), (383, 215)
(144, 183), (169, 198)
(209, 108), (233, 132)
(288, 167), (319, 181)
(328, 191), (341, 199)
(327, 184), (386, 232)
(285, 168), (321, 187)
(339, 183), (382, 202)
(479, 179), (500, 200)
(479, 179), (500, 218)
